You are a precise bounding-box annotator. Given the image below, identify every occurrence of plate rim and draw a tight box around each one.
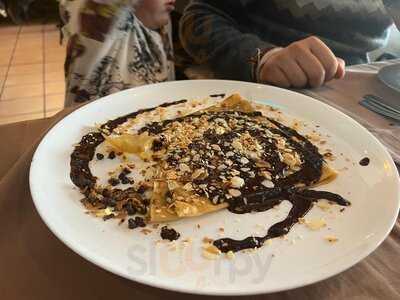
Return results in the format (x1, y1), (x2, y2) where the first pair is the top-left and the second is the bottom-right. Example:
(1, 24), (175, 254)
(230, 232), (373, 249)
(29, 79), (400, 296)
(378, 63), (400, 94)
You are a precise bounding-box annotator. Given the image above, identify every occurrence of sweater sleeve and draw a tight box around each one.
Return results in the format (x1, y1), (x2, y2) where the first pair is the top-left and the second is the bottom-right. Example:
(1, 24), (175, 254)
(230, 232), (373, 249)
(179, 0), (274, 82)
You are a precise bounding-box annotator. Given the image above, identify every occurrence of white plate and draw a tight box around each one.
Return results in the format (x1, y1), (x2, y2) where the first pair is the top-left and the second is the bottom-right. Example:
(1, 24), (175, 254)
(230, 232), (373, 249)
(378, 63), (400, 96)
(30, 80), (400, 296)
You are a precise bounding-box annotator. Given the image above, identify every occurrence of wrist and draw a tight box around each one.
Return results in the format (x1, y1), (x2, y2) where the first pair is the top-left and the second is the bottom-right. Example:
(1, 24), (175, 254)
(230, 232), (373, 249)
(257, 47), (283, 83)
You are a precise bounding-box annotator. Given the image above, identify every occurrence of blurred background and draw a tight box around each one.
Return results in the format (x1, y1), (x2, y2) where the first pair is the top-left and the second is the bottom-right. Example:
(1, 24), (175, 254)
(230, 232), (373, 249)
(0, 0), (398, 125)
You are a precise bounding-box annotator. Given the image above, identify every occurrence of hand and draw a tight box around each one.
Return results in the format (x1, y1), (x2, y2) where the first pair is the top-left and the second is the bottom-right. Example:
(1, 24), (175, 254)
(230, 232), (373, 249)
(259, 36), (346, 88)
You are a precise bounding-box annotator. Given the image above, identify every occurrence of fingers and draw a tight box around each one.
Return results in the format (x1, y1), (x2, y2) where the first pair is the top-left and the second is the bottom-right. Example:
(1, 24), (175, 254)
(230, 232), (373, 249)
(261, 64), (291, 88)
(335, 57), (346, 79)
(260, 37), (346, 88)
(306, 36), (339, 82)
(277, 56), (308, 88)
(289, 43), (325, 88)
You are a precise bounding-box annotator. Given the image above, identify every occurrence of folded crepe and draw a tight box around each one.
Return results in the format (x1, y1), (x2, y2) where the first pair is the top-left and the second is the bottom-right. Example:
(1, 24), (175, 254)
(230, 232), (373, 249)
(106, 94), (337, 223)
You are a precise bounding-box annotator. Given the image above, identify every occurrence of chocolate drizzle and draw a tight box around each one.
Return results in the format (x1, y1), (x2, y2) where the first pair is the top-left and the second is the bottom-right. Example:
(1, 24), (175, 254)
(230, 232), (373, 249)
(210, 93), (226, 98)
(140, 111), (326, 202)
(214, 189), (350, 253)
(70, 98), (350, 253)
(160, 226), (181, 241)
(70, 99), (187, 189)
(359, 157), (370, 166)
(138, 110), (350, 253)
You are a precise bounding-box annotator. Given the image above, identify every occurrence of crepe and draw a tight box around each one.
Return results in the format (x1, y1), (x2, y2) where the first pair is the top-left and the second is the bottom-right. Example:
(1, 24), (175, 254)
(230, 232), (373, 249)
(104, 94), (338, 223)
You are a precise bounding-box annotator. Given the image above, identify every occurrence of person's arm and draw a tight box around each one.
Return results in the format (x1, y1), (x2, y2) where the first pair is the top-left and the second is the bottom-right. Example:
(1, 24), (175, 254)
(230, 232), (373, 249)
(180, 0), (345, 88)
(179, 0), (273, 82)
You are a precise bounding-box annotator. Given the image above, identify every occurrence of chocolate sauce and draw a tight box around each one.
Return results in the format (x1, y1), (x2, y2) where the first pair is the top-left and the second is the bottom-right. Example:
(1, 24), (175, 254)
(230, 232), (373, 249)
(71, 98), (349, 253)
(210, 93), (226, 98)
(70, 99), (187, 190)
(214, 189), (350, 253)
(108, 151), (116, 159)
(70, 132), (104, 189)
(359, 157), (370, 166)
(128, 217), (146, 229)
(160, 226), (181, 241)
(108, 178), (120, 186)
(138, 109), (350, 252)
(101, 99), (187, 132)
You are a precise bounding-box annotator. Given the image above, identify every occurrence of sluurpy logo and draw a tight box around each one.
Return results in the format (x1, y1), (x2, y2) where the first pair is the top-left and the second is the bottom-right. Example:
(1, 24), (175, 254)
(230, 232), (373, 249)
(126, 240), (275, 286)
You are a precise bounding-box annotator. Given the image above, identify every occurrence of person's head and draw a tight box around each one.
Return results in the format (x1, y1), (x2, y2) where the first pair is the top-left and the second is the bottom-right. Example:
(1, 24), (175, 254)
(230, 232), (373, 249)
(135, 0), (175, 29)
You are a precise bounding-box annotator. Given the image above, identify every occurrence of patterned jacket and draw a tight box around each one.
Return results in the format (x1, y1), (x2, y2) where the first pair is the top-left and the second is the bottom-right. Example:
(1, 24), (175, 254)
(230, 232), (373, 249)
(60, 0), (174, 106)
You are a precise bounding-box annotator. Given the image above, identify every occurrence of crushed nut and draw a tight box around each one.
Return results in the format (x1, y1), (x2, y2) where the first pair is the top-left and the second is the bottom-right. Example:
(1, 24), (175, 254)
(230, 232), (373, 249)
(304, 218), (327, 231)
(324, 235), (339, 243)
(179, 163), (191, 173)
(211, 144), (222, 151)
(316, 200), (332, 211)
(240, 157), (249, 164)
(141, 229), (152, 235)
(230, 176), (244, 188)
(192, 168), (208, 180)
(228, 189), (242, 197)
(202, 237), (214, 243)
(261, 180), (274, 188)
(226, 251), (235, 260)
(202, 244), (222, 258)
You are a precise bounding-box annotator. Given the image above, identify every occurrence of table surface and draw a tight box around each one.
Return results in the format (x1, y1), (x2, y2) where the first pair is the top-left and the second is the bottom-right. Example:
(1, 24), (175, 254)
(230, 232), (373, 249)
(0, 61), (399, 300)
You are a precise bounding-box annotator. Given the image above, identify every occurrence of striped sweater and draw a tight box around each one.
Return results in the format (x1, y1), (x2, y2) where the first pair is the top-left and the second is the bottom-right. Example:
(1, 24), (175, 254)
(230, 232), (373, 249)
(180, 0), (393, 81)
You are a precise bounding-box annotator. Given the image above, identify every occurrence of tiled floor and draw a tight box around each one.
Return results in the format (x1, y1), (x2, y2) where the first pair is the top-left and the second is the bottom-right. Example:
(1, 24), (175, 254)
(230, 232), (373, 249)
(0, 23), (66, 125)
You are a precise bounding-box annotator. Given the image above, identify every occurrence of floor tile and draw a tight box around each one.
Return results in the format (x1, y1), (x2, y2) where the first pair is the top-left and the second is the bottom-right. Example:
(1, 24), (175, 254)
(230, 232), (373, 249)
(0, 66), (7, 77)
(20, 24), (44, 34)
(8, 64), (42, 76)
(44, 35), (62, 42)
(0, 112), (44, 125)
(0, 37), (17, 50)
(44, 45), (66, 53)
(0, 48), (14, 57)
(45, 109), (62, 118)
(16, 34), (43, 44)
(5, 73), (43, 86)
(44, 35), (61, 47)
(0, 23), (67, 125)
(44, 41), (62, 49)
(44, 45), (67, 56)
(15, 40), (42, 51)
(13, 48), (43, 56)
(45, 62), (64, 73)
(45, 71), (65, 83)
(15, 46), (42, 55)
(12, 52), (43, 65)
(15, 35), (43, 50)
(45, 93), (65, 111)
(44, 31), (60, 38)
(18, 32), (42, 39)
(0, 32), (17, 39)
(0, 96), (43, 116)
(45, 51), (65, 63)
(0, 54), (12, 67)
(44, 24), (59, 32)
(1, 83), (43, 100)
(45, 81), (65, 95)
(0, 26), (20, 35)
